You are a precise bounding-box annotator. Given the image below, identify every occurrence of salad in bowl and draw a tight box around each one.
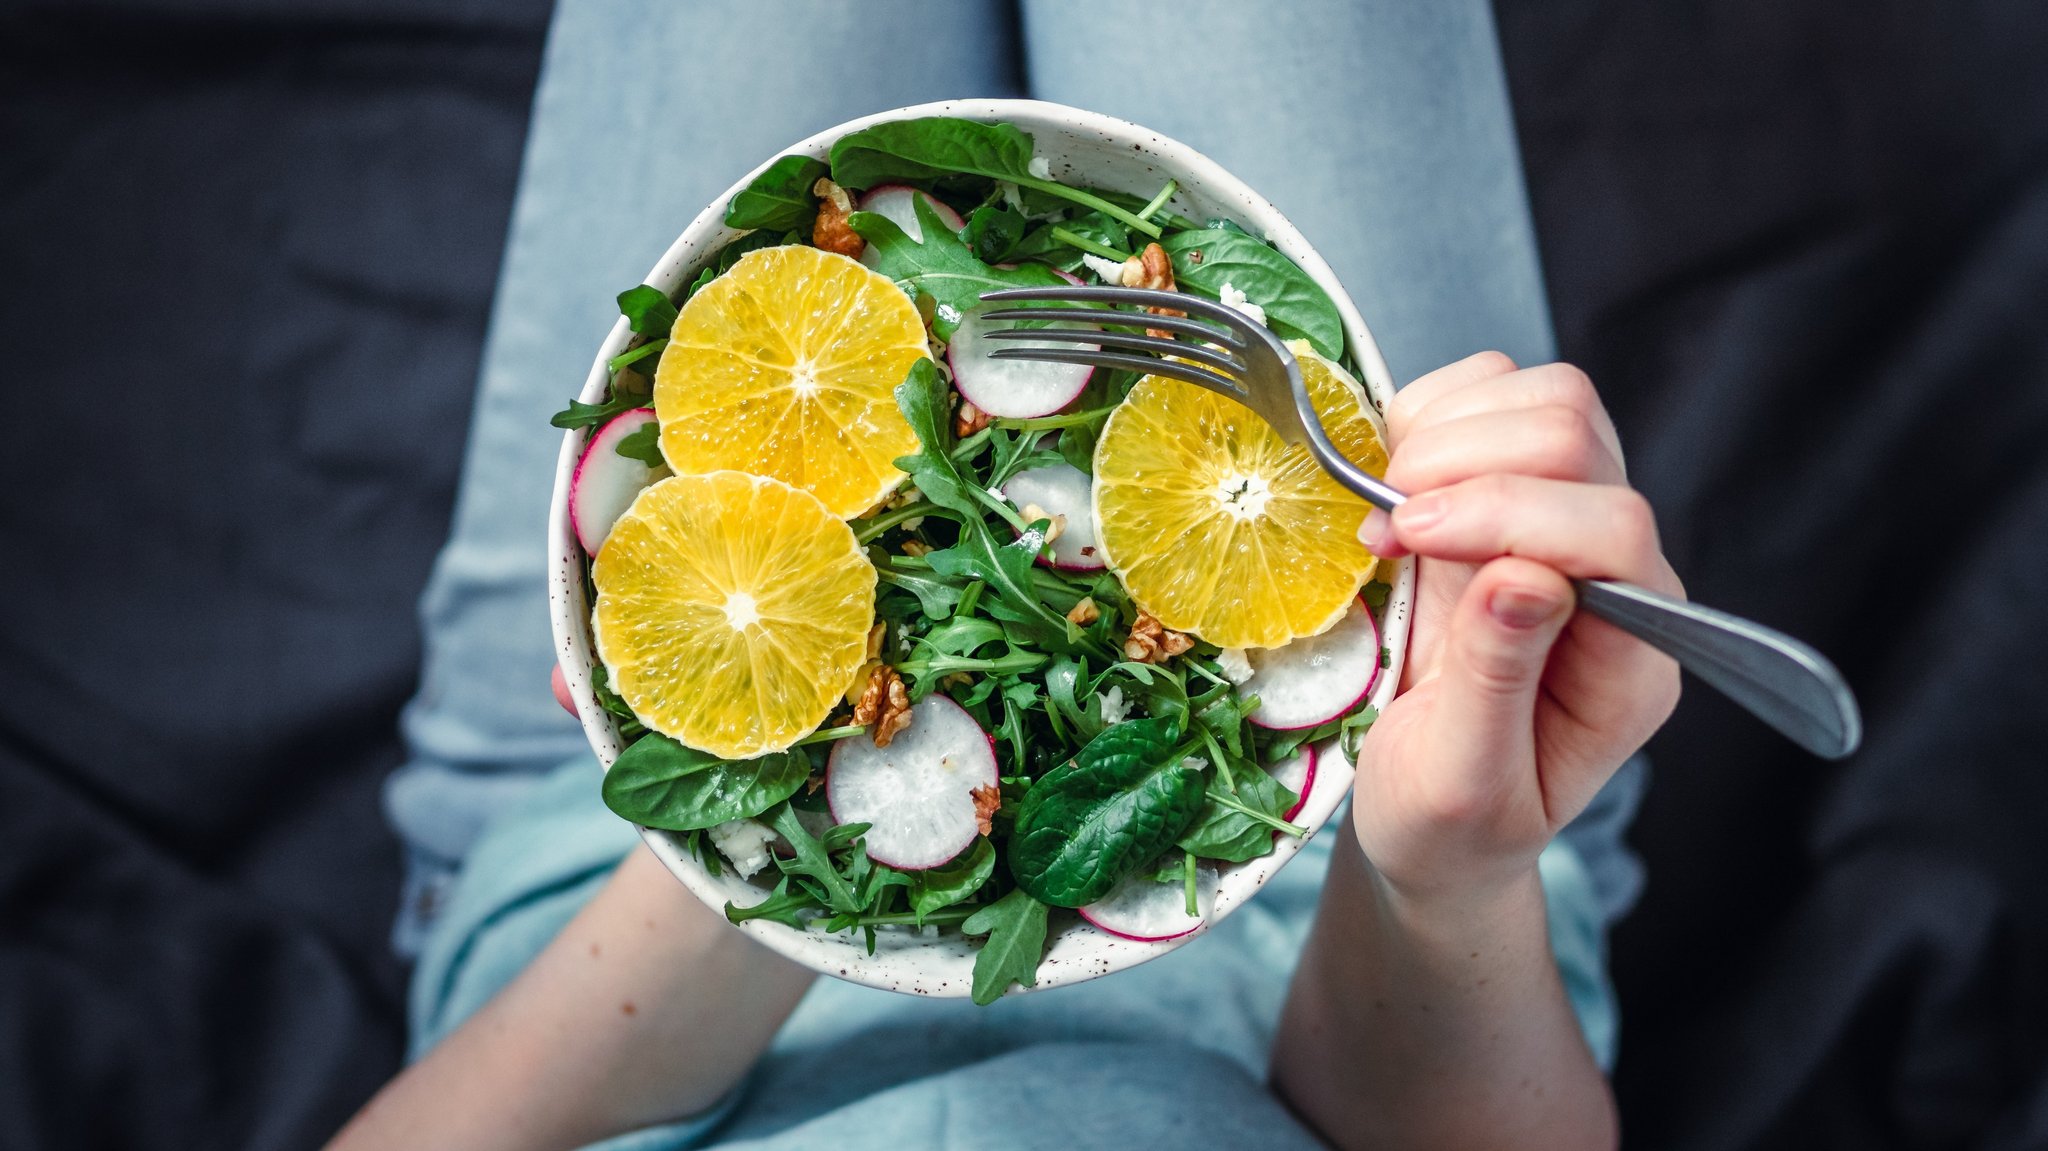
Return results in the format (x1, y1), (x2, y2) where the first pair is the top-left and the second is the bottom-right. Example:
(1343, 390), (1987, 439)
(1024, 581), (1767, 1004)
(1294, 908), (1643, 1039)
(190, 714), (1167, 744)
(547, 100), (1412, 1003)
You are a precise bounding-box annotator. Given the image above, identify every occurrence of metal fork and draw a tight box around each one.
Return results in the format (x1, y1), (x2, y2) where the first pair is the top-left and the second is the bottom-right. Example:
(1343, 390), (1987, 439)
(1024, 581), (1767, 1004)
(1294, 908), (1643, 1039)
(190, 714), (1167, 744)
(979, 284), (1862, 760)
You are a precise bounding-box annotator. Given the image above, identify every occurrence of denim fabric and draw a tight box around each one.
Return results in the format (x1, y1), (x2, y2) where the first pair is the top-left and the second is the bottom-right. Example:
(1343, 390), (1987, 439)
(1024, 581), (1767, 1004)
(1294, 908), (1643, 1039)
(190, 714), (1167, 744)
(387, 2), (1645, 1146)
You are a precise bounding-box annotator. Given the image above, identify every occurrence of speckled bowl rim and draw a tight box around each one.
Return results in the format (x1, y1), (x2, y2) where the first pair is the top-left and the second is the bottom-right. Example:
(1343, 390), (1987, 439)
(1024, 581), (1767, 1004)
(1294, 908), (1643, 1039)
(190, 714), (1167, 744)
(547, 98), (1415, 999)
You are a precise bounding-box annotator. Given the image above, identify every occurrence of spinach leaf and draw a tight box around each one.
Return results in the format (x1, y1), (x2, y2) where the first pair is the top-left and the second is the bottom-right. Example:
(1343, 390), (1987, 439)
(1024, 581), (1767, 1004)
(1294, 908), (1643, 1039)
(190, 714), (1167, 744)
(909, 838), (996, 919)
(1007, 717), (1208, 907)
(616, 284), (679, 337)
(853, 198), (1068, 341)
(1159, 229), (1344, 359)
(829, 120), (1162, 237)
(600, 736), (809, 831)
(962, 202), (1028, 265)
(611, 419), (664, 466)
(961, 887), (1050, 1005)
(724, 154), (829, 232)
(1176, 767), (1298, 863)
(831, 117), (1036, 190)
(890, 358), (981, 516)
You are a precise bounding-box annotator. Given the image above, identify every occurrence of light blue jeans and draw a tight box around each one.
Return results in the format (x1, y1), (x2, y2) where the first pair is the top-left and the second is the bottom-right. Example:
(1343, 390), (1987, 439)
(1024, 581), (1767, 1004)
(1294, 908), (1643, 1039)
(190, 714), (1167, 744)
(387, 3), (1644, 1147)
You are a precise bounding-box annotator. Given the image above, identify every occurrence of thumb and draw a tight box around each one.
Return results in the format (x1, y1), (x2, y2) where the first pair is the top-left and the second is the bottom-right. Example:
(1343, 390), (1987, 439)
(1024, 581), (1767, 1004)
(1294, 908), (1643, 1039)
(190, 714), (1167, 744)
(1426, 557), (1575, 787)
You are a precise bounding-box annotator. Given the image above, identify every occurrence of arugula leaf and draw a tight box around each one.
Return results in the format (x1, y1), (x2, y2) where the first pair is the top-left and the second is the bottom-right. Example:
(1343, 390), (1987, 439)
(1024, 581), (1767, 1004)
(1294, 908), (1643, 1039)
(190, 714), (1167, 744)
(1176, 767), (1298, 863)
(875, 560), (964, 621)
(1011, 209), (1132, 273)
(1159, 229), (1344, 359)
(961, 887), (1050, 1005)
(600, 736), (808, 831)
(890, 359), (980, 517)
(909, 838), (996, 920)
(1361, 578), (1392, 611)
(550, 392), (648, 431)
(611, 420), (664, 466)
(983, 429), (1065, 490)
(926, 527), (1102, 658)
(1007, 717), (1208, 907)
(724, 154), (829, 232)
(726, 877), (823, 929)
(768, 803), (865, 916)
(616, 284), (679, 337)
(853, 198), (1068, 341)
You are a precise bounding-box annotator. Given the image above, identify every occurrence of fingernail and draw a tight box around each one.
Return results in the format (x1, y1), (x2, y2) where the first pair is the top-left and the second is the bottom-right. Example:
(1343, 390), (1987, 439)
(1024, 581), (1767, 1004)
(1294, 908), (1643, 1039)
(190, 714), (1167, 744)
(1489, 586), (1566, 630)
(1357, 507), (1393, 551)
(1395, 493), (1446, 533)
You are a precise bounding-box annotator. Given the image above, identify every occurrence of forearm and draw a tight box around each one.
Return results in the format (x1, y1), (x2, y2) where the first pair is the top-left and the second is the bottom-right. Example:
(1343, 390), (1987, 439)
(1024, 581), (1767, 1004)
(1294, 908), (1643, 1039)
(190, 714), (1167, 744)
(328, 845), (815, 1151)
(1269, 831), (1615, 1151)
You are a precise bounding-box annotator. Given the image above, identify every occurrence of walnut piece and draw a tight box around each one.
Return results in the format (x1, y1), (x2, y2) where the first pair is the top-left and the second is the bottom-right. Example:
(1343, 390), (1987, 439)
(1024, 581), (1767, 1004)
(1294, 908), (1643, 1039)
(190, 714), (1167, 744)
(851, 663), (912, 748)
(970, 784), (1001, 838)
(811, 177), (865, 259)
(1119, 241), (1187, 340)
(1065, 596), (1101, 626)
(955, 396), (993, 439)
(1125, 609), (1194, 664)
(1018, 502), (1066, 544)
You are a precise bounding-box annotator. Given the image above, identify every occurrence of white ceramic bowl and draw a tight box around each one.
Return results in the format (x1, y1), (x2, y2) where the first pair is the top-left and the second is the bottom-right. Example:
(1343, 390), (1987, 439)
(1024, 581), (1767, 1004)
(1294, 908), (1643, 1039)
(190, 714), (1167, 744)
(548, 98), (1414, 999)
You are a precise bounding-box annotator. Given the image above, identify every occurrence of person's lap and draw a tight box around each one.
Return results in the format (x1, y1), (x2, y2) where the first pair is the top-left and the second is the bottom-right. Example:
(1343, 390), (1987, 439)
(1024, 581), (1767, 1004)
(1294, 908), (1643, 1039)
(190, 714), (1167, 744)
(386, 3), (1633, 1147)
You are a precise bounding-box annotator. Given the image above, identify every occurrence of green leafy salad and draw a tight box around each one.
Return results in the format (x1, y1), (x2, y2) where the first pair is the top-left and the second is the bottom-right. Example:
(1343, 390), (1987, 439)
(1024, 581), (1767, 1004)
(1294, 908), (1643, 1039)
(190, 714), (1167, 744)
(552, 117), (1389, 1004)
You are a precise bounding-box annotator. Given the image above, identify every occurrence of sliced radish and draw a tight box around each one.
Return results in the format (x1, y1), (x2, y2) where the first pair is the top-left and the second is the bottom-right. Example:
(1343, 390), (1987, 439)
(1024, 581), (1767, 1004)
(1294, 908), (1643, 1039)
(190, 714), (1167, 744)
(948, 306), (1096, 418)
(569, 408), (666, 555)
(856, 185), (966, 268)
(1080, 862), (1218, 942)
(1241, 596), (1382, 730)
(1266, 745), (1318, 822)
(1001, 461), (1103, 570)
(826, 695), (998, 870)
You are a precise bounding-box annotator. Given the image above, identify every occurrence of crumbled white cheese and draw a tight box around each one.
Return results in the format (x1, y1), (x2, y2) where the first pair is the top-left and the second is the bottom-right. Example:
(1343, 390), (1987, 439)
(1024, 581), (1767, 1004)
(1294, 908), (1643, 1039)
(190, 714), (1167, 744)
(1180, 755), (1210, 772)
(707, 818), (778, 880)
(998, 180), (1025, 213)
(1219, 282), (1268, 328)
(936, 303), (963, 327)
(1099, 685), (1131, 725)
(1079, 253), (1129, 285)
(1215, 647), (1255, 685)
(987, 485), (1008, 503)
(1028, 156), (1053, 180)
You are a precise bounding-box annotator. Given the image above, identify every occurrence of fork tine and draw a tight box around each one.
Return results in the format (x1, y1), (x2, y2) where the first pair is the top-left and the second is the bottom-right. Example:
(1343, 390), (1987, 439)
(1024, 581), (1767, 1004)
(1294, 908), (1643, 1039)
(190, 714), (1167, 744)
(980, 284), (1267, 347)
(986, 347), (1248, 400)
(981, 326), (1247, 376)
(975, 306), (1246, 350)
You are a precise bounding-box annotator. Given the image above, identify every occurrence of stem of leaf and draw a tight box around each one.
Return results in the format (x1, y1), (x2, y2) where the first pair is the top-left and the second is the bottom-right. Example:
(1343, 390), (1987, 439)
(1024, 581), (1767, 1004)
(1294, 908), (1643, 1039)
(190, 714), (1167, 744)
(796, 725), (866, 747)
(853, 502), (942, 543)
(857, 907), (977, 928)
(1012, 174), (1163, 239)
(1209, 792), (1306, 838)
(1050, 226), (1133, 263)
(970, 484), (1029, 532)
(608, 337), (667, 373)
(991, 407), (1113, 433)
(1183, 850), (1198, 918)
(1138, 179), (1179, 222)
(950, 427), (994, 462)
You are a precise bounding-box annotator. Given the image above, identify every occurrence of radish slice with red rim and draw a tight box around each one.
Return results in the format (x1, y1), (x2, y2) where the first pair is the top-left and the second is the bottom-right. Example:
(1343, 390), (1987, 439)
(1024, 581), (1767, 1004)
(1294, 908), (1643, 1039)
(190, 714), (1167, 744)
(1001, 461), (1103, 570)
(1241, 596), (1382, 730)
(1080, 861), (1218, 942)
(569, 408), (665, 555)
(826, 694), (998, 871)
(948, 305), (1096, 419)
(1266, 745), (1317, 822)
(855, 185), (965, 269)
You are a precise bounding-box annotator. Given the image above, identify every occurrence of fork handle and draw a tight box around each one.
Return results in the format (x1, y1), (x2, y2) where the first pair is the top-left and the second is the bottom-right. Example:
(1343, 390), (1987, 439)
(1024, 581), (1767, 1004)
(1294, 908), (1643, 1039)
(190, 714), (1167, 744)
(1572, 579), (1860, 758)
(1312, 443), (1861, 759)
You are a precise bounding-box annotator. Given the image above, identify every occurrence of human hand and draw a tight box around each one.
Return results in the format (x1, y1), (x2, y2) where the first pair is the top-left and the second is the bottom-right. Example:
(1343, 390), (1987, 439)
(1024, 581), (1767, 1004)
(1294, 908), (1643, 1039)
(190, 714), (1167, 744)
(1350, 352), (1681, 907)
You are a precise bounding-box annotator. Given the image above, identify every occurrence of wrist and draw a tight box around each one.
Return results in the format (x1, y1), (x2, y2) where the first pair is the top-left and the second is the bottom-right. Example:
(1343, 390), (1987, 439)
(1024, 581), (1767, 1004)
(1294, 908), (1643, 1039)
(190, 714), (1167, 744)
(1360, 849), (1548, 947)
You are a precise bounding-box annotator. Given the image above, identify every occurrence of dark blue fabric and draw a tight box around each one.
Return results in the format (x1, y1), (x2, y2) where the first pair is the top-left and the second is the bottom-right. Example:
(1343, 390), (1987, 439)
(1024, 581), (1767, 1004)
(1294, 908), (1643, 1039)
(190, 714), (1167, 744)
(1, 1), (2044, 1148)
(0, 3), (549, 1148)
